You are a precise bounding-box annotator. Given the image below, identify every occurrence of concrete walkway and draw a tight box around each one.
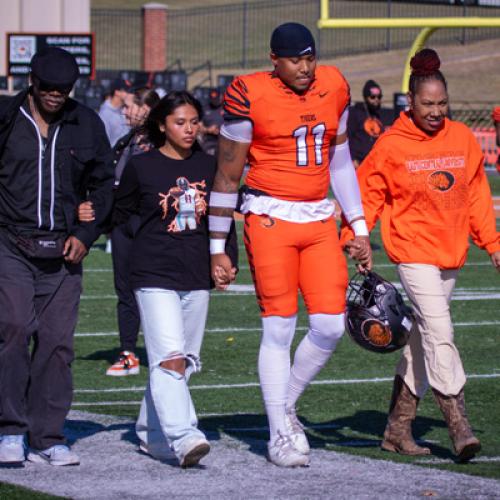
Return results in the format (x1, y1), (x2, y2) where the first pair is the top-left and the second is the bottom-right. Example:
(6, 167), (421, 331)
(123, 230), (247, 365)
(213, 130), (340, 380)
(1, 411), (499, 499)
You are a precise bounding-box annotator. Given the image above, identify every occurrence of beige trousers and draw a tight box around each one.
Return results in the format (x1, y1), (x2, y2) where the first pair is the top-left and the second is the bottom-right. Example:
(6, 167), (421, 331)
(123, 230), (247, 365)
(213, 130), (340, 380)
(395, 263), (466, 398)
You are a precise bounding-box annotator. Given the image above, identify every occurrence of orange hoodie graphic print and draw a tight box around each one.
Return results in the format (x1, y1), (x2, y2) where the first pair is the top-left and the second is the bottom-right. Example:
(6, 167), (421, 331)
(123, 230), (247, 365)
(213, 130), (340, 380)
(340, 112), (499, 269)
(223, 66), (350, 201)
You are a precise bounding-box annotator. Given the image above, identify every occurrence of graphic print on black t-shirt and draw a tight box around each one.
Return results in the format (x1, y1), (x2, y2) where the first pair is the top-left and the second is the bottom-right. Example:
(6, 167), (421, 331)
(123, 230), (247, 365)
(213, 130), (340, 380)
(158, 176), (207, 232)
(363, 116), (384, 138)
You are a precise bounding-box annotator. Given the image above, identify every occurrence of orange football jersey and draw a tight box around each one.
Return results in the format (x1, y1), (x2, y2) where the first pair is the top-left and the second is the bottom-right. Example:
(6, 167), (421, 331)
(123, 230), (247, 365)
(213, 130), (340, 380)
(223, 66), (350, 201)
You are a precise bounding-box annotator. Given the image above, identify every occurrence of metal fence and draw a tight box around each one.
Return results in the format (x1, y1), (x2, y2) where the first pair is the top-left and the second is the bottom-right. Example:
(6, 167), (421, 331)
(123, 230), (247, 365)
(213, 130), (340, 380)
(91, 0), (500, 71)
(90, 9), (142, 70)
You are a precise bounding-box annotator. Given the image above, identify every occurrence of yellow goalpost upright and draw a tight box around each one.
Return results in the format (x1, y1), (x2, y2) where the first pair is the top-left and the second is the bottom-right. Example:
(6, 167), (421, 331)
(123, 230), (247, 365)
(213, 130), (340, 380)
(317, 0), (500, 92)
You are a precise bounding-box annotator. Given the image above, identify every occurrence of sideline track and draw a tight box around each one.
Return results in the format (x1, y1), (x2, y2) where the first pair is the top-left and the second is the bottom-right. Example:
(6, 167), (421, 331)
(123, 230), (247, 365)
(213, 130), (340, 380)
(0, 410), (499, 499)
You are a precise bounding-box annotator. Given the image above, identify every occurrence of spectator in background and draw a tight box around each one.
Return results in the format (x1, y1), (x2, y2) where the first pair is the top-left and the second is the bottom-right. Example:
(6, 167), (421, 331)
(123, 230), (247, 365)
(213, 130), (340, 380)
(99, 78), (131, 147)
(80, 87), (161, 377)
(347, 80), (393, 167)
(200, 88), (223, 156)
(0, 47), (113, 467)
(493, 106), (500, 173)
(98, 79), (132, 253)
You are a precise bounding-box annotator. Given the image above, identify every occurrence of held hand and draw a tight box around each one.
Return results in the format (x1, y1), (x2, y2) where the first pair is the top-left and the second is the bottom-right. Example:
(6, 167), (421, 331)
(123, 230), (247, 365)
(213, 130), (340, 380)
(211, 253), (235, 290)
(63, 236), (88, 264)
(491, 250), (500, 272)
(345, 236), (373, 272)
(77, 201), (95, 222)
(213, 265), (237, 290)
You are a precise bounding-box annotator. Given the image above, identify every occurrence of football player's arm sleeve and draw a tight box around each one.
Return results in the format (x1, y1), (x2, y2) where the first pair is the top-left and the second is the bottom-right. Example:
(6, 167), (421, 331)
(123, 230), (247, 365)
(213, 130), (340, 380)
(330, 108), (367, 235)
(337, 106), (349, 136)
(220, 119), (253, 143)
(467, 136), (500, 255)
(339, 147), (389, 246)
(329, 141), (365, 227)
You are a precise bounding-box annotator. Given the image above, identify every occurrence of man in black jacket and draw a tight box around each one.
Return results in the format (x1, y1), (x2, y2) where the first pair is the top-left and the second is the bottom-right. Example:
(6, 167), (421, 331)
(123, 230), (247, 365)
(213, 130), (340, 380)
(0, 47), (113, 467)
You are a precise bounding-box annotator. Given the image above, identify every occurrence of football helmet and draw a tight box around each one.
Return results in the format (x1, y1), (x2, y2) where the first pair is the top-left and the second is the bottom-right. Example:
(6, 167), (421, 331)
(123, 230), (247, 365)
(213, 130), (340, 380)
(345, 271), (414, 354)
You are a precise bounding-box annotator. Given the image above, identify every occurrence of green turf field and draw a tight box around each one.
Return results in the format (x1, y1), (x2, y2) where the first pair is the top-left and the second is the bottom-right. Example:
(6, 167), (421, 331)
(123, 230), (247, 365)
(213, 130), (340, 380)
(489, 173), (500, 196)
(1, 176), (499, 498)
(71, 180), (500, 483)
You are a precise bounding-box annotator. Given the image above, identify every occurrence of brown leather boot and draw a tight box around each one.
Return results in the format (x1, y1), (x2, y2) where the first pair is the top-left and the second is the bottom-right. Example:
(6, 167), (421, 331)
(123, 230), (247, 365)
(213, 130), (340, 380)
(432, 388), (481, 462)
(381, 375), (431, 455)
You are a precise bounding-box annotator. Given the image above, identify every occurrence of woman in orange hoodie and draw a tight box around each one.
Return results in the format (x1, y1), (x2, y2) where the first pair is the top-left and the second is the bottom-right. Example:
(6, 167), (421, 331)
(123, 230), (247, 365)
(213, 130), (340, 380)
(341, 49), (500, 462)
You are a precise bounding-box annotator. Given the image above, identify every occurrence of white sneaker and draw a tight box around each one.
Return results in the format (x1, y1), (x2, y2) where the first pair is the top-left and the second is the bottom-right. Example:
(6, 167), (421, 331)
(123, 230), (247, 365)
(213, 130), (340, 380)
(285, 408), (310, 455)
(0, 435), (25, 466)
(176, 435), (210, 468)
(27, 444), (80, 466)
(267, 432), (310, 467)
(139, 440), (176, 461)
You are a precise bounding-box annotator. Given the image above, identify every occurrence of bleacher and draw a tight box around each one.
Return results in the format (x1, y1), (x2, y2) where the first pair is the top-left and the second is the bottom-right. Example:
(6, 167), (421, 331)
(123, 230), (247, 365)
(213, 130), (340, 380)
(69, 69), (189, 111)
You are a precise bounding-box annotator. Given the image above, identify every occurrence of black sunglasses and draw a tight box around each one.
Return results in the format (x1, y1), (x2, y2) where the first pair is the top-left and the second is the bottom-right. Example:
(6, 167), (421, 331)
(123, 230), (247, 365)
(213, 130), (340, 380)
(33, 77), (72, 95)
(368, 94), (382, 99)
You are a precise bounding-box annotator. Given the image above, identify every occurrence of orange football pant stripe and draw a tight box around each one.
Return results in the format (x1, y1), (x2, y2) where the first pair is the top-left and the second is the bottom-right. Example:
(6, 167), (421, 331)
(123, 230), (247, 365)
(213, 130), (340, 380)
(243, 213), (348, 317)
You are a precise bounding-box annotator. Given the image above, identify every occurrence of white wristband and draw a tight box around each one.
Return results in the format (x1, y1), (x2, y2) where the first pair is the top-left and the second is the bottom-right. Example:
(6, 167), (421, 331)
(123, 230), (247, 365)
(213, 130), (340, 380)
(209, 192), (238, 209)
(351, 219), (369, 236)
(210, 238), (226, 255)
(208, 215), (232, 233)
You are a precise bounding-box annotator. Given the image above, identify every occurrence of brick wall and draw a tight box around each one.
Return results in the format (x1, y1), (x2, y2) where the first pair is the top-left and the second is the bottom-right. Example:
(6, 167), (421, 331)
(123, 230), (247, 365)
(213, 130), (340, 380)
(142, 3), (167, 72)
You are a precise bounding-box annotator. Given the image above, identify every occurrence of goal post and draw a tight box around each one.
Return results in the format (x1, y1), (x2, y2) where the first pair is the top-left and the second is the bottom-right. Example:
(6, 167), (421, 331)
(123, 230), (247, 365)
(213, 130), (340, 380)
(317, 0), (500, 92)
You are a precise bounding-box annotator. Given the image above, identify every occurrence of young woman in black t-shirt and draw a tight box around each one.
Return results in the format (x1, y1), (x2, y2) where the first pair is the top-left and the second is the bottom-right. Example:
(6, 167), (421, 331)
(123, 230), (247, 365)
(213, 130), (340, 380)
(113, 91), (237, 467)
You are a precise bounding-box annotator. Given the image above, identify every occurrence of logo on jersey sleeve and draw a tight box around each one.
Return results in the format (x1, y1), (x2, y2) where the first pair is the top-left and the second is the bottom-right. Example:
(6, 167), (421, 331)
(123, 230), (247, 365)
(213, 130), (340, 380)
(158, 177), (207, 232)
(427, 170), (455, 192)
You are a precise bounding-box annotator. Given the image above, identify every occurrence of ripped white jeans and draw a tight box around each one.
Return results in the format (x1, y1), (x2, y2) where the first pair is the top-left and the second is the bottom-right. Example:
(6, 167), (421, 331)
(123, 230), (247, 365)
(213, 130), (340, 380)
(134, 288), (209, 456)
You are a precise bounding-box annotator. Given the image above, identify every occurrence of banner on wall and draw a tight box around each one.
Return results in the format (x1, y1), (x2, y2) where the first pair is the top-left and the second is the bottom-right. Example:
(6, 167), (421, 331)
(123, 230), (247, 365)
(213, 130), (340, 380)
(7, 33), (95, 79)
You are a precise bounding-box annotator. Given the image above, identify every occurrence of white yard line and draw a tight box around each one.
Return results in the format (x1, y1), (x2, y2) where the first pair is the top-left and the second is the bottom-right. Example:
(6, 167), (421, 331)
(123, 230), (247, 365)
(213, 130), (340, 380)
(74, 320), (500, 338)
(80, 288), (500, 300)
(84, 261), (493, 272)
(415, 456), (500, 464)
(73, 372), (500, 396)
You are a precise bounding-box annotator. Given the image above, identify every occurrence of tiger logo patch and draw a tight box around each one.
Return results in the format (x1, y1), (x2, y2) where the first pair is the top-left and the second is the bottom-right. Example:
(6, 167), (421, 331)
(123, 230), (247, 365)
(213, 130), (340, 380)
(361, 319), (392, 347)
(427, 170), (455, 192)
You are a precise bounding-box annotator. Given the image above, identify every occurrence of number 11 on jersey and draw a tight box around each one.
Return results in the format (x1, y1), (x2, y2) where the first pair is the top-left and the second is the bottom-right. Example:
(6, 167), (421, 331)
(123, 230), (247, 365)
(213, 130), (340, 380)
(293, 123), (326, 167)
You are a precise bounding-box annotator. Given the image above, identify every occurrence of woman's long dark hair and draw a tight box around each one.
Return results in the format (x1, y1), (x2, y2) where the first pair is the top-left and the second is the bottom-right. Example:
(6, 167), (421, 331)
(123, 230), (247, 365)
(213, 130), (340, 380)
(145, 90), (204, 149)
(408, 48), (447, 96)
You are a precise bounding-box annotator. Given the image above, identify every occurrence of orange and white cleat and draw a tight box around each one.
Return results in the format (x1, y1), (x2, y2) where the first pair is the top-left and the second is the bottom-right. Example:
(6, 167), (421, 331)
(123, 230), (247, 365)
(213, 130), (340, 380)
(106, 351), (140, 376)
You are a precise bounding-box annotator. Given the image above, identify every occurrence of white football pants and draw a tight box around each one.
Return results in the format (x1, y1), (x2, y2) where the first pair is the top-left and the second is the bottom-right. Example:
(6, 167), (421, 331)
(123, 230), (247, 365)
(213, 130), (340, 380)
(134, 288), (209, 456)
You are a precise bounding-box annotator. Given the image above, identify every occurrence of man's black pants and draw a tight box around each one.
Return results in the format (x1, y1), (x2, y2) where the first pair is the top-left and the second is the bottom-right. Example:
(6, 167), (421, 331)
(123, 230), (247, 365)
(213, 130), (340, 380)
(111, 223), (140, 353)
(0, 230), (82, 450)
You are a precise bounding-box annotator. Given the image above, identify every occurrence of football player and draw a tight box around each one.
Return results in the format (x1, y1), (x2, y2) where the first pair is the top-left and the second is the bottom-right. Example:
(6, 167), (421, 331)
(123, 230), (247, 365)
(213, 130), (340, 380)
(208, 22), (372, 467)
